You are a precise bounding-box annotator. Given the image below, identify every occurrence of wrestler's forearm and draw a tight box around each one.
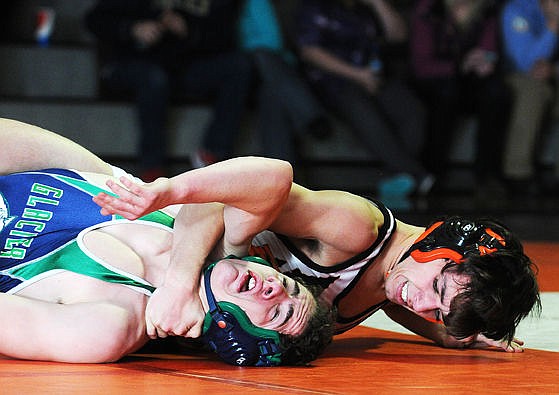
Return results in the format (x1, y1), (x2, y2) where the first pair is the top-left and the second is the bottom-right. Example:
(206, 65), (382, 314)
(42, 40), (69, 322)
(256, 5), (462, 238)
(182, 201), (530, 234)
(165, 203), (226, 290)
(97, 156), (294, 223)
(167, 157), (293, 215)
(140, 203), (227, 339)
(166, 201), (261, 289)
(0, 118), (112, 175)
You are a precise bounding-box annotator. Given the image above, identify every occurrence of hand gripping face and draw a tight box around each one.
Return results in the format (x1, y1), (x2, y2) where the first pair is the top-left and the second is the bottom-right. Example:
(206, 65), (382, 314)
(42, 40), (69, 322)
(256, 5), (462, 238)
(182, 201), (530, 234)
(201, 256), (284, 367)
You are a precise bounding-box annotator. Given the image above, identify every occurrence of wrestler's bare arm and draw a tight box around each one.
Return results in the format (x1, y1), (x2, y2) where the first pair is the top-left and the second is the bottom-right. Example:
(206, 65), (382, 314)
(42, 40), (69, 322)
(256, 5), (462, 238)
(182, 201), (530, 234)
(93, 156), (294, 338)
(143, 202), (226, 339)
(0, 118), (112, 175)
(94, 156), (293, 223)
(268, 184), (384, 263)
(382, 303), (524, 352)
(0, 293), (146, 362)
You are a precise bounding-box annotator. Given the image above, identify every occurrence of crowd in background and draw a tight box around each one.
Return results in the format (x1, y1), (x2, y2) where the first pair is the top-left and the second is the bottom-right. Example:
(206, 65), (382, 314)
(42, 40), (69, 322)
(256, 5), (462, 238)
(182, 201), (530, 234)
(74, 0), (559, 198)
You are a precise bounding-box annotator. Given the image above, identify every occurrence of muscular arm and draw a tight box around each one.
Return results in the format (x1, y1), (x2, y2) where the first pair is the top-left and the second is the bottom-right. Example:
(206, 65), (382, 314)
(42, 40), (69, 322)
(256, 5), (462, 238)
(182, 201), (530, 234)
(144, 202), (227, 339)
(268, 183), (384, 263)
(165, 182), (385, 269)
(94, 156), (294, 338)
(96, 156), (293, 222)
(0, 293), (145, 362)
(0, 118), (112, 175)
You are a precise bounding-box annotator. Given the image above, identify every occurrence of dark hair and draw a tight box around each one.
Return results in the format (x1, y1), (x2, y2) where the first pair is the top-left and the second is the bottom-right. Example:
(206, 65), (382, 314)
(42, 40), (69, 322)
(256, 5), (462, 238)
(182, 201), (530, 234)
(440, 217), (541, 344)
(278, 277), (336, 366)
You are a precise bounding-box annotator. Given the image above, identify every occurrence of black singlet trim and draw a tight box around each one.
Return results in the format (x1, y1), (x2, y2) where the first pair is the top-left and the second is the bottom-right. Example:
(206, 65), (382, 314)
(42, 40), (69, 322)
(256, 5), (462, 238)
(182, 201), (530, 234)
(275, 199), (395, 274)
(331, 199), (395, 311)
(335, 299), (390, 330)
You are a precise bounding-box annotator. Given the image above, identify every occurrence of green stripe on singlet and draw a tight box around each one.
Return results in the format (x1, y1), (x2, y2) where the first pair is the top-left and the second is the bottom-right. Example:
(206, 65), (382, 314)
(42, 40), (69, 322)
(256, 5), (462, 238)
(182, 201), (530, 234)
(53, 173), (175, 227)
(7, 240), (156, 293)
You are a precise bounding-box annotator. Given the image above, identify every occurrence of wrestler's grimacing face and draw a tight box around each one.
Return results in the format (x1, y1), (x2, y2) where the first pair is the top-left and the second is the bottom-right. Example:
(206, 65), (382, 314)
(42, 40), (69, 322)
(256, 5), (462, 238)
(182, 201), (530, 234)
(209, 258), (315, 335)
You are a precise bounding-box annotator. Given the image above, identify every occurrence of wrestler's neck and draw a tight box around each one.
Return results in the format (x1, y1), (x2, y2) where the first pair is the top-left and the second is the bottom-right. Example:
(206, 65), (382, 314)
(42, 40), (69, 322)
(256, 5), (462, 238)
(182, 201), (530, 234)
(382, 220), (424, 276)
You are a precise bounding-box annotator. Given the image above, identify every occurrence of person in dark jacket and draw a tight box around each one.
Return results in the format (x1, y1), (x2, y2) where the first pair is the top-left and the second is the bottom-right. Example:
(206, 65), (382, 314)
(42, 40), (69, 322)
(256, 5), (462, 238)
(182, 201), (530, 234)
(86, 0), (253, 180)
(409, 0), (511, 191)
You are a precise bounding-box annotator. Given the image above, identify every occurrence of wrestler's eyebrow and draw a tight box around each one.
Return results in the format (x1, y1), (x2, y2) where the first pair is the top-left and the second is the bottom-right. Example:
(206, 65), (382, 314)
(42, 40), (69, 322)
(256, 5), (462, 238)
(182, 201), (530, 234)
(281, 304), (295, 328)
(291, 280), (300, 297)
(440, 275), (447, 306)
(283, 277), (300, 297)
(279, 279), (298, 328)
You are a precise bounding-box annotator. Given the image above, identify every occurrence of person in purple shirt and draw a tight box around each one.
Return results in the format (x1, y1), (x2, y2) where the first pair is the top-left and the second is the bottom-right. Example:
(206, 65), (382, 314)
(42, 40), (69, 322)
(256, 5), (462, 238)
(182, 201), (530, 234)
(501, 0), (559, 194)
(409, 0), (511, 194)
(295, 0), (434, 198)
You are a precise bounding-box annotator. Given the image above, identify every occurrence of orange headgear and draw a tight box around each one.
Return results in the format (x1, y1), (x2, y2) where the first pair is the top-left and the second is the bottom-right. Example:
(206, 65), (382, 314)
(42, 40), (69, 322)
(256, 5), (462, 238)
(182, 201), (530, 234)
(401, 217), (506, 264)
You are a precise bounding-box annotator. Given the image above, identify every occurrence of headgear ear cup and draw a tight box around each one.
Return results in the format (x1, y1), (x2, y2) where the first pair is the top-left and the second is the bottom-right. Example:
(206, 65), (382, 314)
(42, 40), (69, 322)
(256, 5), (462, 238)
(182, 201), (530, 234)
(404, 217), (506, 264)
(201, 258), (283, 366)
(203, 302), (282, 366)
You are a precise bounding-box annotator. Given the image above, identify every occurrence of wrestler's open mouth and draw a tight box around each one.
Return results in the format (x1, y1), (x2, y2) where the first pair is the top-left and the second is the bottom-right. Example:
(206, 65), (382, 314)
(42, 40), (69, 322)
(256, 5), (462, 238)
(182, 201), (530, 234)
(401, 281), (409, 304)
(240, 271), (257, 292)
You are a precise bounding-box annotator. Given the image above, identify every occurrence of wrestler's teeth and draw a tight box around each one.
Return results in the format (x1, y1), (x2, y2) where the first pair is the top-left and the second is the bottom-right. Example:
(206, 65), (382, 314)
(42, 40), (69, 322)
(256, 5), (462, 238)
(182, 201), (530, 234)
(248, 277), (256, 291)
(401, 281), (409, 304)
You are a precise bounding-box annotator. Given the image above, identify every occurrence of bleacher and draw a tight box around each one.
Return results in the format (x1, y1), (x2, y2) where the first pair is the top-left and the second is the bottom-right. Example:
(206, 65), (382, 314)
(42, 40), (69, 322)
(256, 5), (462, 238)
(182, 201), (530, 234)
(1, 0), (557, 195)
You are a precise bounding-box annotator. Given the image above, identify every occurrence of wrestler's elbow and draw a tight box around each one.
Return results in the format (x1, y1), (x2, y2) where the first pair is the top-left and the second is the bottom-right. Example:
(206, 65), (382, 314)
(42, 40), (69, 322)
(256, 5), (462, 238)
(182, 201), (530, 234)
(71, 309), (146, 363)
(90, 317), (145, 363)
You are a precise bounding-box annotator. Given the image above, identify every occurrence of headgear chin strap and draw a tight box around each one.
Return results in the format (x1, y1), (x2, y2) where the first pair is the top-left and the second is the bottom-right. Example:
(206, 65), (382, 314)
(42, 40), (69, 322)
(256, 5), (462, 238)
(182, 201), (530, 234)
(401, 217), (506, 264)
(201, 256), (283, 367)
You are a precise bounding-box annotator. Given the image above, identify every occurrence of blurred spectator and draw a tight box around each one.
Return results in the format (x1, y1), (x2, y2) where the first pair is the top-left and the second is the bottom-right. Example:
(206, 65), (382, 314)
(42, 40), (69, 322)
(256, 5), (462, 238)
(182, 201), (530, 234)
(295, 0), (434, 198)
(501, 0), (559, 194)
(409, 0), (511, 192)
(86, 0), (252, 180)
(238, 0), (331, 166)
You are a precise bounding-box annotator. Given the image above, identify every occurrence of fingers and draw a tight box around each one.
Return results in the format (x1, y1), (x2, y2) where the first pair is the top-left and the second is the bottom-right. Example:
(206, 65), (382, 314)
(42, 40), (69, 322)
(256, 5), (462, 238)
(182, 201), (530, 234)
(183, 321), (203, 339)
(92, 193), (119, 216)
(106, 179), (141, 205)
(156, 327), (170, 338)
(92, 178), (149, 219)
(157, 315), (204, 338)
(93, 193), (140, 220)
(146, 317), (173, 339)
(146, 322), (200, 339)
(505, 341), (524, 353)
(476, 333), (525, 352)
(144, 317), (204, 339)
(146, 318), (158, 340)
(118, 176), (148, 197)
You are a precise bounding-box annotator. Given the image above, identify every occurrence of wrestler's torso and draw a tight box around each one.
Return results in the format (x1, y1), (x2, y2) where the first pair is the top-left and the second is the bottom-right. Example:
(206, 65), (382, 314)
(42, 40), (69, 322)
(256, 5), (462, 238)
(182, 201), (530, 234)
(249, 200), (399, 334)
(0, 169), (175, 304)
(17, 223), (171, 304)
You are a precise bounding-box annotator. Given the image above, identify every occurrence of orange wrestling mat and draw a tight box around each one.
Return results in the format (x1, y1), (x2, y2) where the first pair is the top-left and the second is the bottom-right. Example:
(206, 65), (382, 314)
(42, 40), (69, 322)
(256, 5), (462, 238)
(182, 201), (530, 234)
(1, 327), (557, 395)
(1, 241), (557, 395)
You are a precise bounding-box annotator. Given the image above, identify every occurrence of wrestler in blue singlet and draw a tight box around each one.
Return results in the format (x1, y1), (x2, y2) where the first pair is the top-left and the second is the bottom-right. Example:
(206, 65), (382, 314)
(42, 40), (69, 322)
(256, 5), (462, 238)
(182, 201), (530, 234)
(0, 168), (172, 294)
